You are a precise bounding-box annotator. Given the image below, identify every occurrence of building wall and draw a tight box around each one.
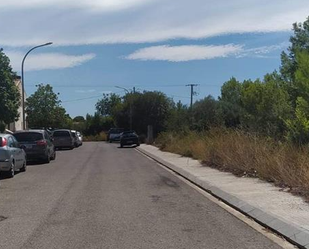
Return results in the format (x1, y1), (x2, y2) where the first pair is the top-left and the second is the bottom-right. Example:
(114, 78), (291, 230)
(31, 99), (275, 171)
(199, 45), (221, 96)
(7, 78), (27, 132)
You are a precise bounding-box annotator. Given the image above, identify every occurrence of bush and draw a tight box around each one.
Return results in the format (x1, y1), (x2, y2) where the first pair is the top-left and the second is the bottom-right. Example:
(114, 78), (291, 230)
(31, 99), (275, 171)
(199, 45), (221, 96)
(83, 132), (107, 142)
(156, 129), (309, 199)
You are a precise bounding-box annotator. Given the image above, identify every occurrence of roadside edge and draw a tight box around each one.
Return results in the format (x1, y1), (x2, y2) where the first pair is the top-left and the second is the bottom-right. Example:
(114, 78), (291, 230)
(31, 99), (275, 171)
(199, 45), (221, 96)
(136, 146), (309, 249)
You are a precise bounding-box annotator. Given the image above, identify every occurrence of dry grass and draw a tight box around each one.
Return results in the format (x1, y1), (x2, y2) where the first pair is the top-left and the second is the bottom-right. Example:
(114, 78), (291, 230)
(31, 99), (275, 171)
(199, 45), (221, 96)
(83, 132), (107, 142)
(156, 129), (309, 199)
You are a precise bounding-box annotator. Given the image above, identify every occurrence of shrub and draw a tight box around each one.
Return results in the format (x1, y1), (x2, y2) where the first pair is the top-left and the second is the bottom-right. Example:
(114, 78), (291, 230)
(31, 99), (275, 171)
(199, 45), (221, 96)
(156, 129), (309, 199)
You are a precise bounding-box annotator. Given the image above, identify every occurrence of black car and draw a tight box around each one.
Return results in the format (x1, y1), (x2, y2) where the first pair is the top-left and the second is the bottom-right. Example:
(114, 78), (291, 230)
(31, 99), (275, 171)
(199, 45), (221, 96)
(13, 130), (56, 163)
(120, 131), (140, 148)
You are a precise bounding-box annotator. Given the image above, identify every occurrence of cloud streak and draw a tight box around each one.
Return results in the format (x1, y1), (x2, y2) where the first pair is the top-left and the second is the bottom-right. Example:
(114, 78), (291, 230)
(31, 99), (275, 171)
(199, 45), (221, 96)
(125, 45), (243, 62)
(125, 43), (289, 62)
(0, 0), (308, 47)
(6, 51), (96, 71)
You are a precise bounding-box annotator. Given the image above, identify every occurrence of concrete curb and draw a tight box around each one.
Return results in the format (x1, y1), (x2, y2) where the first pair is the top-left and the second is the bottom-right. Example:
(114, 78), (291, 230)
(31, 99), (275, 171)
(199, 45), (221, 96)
(137, 147), (309, 249)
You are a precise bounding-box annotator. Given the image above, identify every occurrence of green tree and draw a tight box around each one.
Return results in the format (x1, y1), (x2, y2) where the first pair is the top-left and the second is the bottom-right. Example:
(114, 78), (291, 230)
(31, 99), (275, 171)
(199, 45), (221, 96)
(26, 84), (71, 128)
(113, 91), (174, 135)
(167, 101), (190, 131)
(286, 97), (309, 145)
(218, 77), (243, 128)
(192, 95), (221, 131)
(95, 93), (122, 117)
(0, 49), (20, 129)
(73, 116), (85, 122)
(280, 17), (309, 82)
(241, 77), (291, 136)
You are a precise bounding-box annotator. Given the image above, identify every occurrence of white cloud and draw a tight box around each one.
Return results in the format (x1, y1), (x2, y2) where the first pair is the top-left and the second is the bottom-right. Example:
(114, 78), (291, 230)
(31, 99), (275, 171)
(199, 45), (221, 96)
(236, 42), (289, 58)
(125, 45), (243, 62)
(125, 43), (289, 62)
(0, 0), (152, 12)
(0, 0), (308, 47)
(6, 51), (96, 71)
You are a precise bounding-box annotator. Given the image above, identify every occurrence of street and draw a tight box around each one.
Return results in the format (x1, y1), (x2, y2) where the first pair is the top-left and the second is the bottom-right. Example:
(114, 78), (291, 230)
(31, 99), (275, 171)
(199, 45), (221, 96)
(0, 142), (282, 249)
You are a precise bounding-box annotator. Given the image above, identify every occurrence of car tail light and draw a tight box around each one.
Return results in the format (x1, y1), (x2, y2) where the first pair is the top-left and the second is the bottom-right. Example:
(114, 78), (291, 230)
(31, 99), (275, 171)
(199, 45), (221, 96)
(0, 137), (7, 147)
(36, 140), (47, 146)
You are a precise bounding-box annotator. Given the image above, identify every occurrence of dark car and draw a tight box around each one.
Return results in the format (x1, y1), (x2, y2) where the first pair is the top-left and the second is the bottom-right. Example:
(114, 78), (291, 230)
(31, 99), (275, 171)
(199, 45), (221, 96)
(52, 129), (75, 149)
(13, 130), (56, 163)
(120, 131), (140, 148)
(108, 128), (124, 143)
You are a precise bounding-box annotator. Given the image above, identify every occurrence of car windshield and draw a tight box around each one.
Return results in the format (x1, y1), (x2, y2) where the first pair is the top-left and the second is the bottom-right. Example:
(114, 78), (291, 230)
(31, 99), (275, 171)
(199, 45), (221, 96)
(110, 129), (124, 134)
(14, 132), (43, 142)
(53, 131), (70, 137)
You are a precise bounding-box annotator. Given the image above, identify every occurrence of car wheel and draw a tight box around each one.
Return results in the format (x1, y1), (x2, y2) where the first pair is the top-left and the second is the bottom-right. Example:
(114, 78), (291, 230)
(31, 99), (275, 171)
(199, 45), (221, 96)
(51, 151), (56, 160)
(20, 160), (27, 172)
(6, 160), (15, 178)
(109, 140), (112, 143)
(44, 153), (50, 164)
(120, 144), (124, 148)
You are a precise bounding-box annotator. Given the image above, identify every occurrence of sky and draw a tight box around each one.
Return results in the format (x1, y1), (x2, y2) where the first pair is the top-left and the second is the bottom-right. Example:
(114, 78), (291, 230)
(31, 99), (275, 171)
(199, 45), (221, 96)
(1, 0), (309, 117)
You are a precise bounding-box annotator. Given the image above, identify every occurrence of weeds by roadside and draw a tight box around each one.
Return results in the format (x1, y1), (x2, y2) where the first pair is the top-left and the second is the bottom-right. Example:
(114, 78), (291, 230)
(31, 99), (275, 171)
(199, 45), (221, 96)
(83, 132), (107, 142)
(156, 129), (309, 200)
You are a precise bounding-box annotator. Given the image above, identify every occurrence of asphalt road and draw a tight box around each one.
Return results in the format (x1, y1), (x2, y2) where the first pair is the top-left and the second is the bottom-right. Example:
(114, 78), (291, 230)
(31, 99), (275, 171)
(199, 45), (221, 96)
(0, 142), (283, 249)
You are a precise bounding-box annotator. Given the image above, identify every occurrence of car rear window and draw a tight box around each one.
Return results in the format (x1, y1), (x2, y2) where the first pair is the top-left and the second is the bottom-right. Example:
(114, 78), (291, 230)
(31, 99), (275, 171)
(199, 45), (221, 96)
(53, 131), (71, 137)
(122, 133), (136, 138)
(14, 132), (43, 142)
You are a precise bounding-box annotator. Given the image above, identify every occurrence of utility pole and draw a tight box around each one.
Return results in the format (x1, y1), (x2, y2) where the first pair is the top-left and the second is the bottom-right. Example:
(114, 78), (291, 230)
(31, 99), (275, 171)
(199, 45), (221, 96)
(186, 84), (199, 109)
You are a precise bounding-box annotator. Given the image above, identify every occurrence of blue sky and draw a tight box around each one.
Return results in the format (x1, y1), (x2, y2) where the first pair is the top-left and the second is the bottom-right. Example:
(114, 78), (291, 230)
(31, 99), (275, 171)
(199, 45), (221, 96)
(1, 0), (309, 117)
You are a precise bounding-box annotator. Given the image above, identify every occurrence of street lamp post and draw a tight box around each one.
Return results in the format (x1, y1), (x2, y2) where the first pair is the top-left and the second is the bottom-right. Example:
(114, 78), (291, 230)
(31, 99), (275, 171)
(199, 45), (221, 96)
(115, 86), (133, 130)
(21, 42), (53, 130)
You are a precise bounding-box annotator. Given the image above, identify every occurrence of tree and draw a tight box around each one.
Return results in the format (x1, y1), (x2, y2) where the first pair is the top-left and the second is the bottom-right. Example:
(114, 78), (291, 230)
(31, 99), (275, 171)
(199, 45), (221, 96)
(112, 91), (174, 135)
(73, 116), (85, 122)
(286, 97), (309, 145)
(0, 49), (20, 129)
(280, 17), (309, 82)
(26, 84), (71, 128)
(167, 101), (190, 132)
(96, 93), (122, 117)
(218, 77), (243, 128)
(241, 77), (291, 136)
(192, 96), (221, 131)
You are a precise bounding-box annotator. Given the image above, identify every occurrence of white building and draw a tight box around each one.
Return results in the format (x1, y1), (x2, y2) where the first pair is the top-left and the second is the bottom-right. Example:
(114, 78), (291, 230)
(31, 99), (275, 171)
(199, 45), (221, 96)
(7, 77), (27, 132)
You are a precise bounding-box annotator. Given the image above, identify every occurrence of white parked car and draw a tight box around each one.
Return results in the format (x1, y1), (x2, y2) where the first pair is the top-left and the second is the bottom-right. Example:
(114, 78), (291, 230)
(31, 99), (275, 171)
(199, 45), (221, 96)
(76, 132), (83, 147)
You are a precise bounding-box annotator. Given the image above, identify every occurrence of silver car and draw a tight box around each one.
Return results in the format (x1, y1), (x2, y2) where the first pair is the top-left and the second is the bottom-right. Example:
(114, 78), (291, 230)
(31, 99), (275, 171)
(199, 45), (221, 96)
(52, 129), (75, 149)
(0, 134), (27, 178)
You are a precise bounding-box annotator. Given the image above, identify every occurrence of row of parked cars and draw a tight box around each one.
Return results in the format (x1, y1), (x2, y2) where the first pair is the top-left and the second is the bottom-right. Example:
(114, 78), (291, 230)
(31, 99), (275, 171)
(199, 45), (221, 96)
(0, 129), (83, 178)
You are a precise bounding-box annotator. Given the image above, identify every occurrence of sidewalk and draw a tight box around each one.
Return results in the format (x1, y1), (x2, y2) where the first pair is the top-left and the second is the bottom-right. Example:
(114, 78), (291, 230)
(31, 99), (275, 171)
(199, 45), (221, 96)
(137, 144), (309, 249)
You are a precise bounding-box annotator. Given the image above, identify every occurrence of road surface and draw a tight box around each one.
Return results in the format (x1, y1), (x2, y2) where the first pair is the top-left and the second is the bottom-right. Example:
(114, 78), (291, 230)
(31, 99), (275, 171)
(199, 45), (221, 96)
(0, 142), (283, 249)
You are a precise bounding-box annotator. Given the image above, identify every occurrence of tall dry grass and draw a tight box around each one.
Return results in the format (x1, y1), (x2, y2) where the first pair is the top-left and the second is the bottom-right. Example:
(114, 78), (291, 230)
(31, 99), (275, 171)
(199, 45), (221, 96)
(156, 129), (309, 198)
(83, 132), (107, 142)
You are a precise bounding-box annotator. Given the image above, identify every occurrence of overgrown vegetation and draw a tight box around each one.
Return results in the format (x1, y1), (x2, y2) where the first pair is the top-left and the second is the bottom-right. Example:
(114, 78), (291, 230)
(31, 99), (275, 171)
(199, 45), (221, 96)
(156, 130), (309, 199)
(154, 17), (309, 199)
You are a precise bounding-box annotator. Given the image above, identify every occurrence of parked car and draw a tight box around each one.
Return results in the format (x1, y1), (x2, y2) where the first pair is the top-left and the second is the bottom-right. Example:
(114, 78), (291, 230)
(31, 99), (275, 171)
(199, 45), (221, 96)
(52, 129), (75, 149)
(120, 131), (140, 148)
(71, 130), (80, 147)
(13, 130), (56, 163)
(0, 134), (27, 178)
(77, 132), (83, 146)
(108, 128), (124, 143)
